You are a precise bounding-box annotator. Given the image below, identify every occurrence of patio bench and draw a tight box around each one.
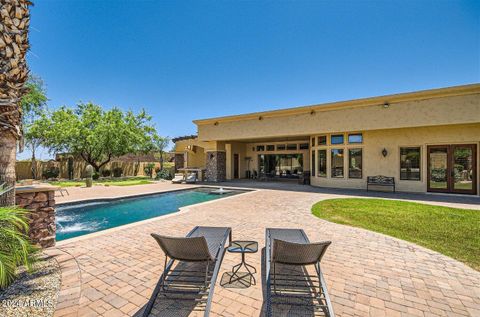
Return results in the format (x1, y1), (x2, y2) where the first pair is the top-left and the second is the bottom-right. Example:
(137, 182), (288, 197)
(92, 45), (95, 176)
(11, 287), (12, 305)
(367, 175), (395, 193)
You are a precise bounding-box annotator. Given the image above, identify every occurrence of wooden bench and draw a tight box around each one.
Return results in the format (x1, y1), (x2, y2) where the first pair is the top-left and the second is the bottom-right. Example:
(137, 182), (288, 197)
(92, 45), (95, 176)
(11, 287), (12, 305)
(367, 175), (395, 192)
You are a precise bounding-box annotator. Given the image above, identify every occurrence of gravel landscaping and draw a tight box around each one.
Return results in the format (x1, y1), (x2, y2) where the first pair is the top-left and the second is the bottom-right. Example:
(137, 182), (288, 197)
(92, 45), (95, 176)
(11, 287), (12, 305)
(0, 254), (61, 317)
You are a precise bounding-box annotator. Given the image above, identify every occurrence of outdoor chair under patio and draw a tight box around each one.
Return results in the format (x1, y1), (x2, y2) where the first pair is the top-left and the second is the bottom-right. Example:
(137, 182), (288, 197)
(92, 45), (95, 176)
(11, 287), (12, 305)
(265, 228), (334, 317)
(171, 173), (185, 184)
(143, 226), (232, 317)
(185, 173), (197, 183)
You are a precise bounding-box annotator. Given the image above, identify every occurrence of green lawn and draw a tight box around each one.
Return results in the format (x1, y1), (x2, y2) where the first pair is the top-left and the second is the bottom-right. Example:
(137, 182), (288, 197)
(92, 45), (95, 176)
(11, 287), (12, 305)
(49, 177), (154, 187)
(311, 198), (480, 270)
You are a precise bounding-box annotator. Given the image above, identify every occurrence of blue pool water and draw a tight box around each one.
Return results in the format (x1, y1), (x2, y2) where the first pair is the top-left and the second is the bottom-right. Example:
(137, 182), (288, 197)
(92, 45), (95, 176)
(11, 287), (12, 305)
(56, 188), (243, 241)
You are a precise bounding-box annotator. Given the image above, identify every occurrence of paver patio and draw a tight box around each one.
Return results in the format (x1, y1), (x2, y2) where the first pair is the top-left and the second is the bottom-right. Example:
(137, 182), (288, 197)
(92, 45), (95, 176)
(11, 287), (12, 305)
(49, 183), (480, 317)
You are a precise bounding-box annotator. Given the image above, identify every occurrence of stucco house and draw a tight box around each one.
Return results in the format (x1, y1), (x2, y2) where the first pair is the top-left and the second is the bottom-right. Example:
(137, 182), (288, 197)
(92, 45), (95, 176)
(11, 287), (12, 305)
(173, 84), (480, 195)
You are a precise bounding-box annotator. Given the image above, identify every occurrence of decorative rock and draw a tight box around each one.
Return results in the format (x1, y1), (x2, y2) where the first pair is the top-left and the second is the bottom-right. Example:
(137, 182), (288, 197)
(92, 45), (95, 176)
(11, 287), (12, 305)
(35, 192), (48, 202)
(205, 151), (226, 182)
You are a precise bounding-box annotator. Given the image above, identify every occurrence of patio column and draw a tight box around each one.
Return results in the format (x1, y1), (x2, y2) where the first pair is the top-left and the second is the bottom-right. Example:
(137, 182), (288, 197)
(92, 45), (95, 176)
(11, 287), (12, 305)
(174, 153), (184, 172)
(205, 151), (226, 182)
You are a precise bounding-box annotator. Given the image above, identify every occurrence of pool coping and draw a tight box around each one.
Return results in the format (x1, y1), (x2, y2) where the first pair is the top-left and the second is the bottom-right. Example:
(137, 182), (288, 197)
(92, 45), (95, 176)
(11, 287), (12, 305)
(54, 185), (257, 246)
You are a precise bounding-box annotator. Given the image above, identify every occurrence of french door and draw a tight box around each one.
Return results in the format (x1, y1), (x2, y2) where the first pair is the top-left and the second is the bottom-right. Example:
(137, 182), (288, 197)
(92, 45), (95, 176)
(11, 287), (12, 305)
(427, 144), (477, 195)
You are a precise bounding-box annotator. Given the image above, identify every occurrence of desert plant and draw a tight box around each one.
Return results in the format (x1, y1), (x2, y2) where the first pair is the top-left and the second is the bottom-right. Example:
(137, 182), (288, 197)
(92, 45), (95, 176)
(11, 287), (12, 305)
(101, 169), (111, 177)
(42, 167), (59, 179)
(112, 167), (123, 178)
(0, 206), (38, 289)
(144, 163), (155, 178)
(155, 168), (172, 180)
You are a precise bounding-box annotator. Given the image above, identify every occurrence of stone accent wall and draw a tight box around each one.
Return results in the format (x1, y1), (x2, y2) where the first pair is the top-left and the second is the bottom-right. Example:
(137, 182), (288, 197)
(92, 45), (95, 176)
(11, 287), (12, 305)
(174, 153), (184, 172)
(205, 151), (226, 182)
(16, 190), (56, 248)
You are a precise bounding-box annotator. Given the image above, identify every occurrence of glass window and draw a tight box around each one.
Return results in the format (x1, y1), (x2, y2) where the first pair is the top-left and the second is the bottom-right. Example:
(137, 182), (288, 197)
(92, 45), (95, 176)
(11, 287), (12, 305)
(348, 133), (363, 144)
(318, 135), (327, 146)
(311, 151), (315, 176)
(400, 147), (421, 180)
(318, 149), (327, 177)
(331, 134), (344, 145)
(348, 148), (362, 179)
(311, 137), (315, 147)
(256, 145), (265, 151)
(331, 149), (344, 178)
(259, 154), (303, 178)
(299, 143), (309, 150)
(276, 144), (286, 151)
(266, 145), (275, 151)
(287, 144), (297, 150)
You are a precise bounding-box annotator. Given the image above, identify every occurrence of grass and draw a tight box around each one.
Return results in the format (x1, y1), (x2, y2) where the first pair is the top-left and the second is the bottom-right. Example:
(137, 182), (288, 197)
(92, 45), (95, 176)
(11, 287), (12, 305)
(311, 198), (480, 270)
(49, 177), (154, 187)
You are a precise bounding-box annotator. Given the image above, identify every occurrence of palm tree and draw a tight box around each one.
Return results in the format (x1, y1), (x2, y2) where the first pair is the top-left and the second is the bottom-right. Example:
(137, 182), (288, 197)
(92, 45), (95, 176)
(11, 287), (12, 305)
(0, 0), (32, 206)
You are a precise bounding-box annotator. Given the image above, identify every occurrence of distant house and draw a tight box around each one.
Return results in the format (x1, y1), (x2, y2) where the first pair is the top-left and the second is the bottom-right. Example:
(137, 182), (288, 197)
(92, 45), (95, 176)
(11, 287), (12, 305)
(173, 84), (480, 195)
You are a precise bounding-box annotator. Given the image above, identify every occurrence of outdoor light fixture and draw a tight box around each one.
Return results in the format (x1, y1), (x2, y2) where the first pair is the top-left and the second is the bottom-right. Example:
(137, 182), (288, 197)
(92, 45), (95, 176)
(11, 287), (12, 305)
(382, 148), (388, 157)
(259, 116), (263, 120)
(214, 121), (219, 126)
(310, 110), (316, 115)
(383, 102), (390, 108)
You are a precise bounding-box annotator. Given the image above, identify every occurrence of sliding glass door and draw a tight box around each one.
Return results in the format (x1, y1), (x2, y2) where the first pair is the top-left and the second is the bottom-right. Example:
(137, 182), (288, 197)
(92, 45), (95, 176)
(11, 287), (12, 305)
(427, 144), (477, 194)
(258, 154), (303, 178)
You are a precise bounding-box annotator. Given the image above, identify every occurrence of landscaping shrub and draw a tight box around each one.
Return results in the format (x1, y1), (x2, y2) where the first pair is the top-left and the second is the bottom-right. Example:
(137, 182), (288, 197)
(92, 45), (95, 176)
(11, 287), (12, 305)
(101, 169), (111, 177)
(92, 172), (100, 180)
(0, 207), (38, 289)
(155, 168), (172, 180)
(112, 167), (123, 177)
(42, 167), (59, 179)
(144, 163), (155, 178)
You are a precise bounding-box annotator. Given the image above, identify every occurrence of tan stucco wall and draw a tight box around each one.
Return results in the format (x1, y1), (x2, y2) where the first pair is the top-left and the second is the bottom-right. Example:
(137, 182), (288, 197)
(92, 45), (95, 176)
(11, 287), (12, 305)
(225, 142), (247, 180)
(197, 94), (480, 141)
(310, 124), (480, 194)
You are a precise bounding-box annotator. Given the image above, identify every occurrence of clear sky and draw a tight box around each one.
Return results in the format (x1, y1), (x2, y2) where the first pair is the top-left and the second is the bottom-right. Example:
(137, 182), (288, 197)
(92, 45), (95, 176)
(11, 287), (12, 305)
(21, 0), (479, 159)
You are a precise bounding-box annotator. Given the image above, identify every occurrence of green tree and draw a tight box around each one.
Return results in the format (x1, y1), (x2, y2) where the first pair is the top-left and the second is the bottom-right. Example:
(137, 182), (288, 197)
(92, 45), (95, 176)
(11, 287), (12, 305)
(152, 135), (170, 170)
(20, 75), (48, 179)
(35, 103), (157, 172)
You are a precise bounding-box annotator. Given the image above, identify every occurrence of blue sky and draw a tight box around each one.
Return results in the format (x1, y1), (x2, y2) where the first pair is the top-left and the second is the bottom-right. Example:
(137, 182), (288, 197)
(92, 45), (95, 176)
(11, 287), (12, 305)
(21, 0), (479, 159)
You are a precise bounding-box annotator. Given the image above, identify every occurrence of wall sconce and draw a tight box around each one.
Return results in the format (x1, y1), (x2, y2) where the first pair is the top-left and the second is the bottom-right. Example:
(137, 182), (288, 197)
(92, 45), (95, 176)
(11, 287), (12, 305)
(258, 116), (263, 121)
(214, 121), (219, 126)
(310, 110), (316, 115)
(382, 148), (388, 157)
(383, 102), (390, 108)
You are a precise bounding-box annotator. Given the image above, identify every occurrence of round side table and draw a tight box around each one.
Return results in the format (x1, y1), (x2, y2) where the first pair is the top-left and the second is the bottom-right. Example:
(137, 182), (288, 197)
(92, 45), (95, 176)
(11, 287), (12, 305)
(227, 240), (258, 285)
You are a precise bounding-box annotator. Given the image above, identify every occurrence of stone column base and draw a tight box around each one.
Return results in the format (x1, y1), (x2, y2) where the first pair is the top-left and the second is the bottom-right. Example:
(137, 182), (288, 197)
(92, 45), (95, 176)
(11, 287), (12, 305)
(205, 151), (226, 182)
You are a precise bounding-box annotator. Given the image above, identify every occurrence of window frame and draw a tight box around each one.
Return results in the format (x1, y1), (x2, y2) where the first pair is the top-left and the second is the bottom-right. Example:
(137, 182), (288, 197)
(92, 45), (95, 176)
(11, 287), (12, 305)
(256, 145), (265, 152)
(400, 146), (421, 181)
(348, 133), (363, 144)
(331, 148), (344, 178)
(318, 135), (327, 146)
(317, 149), (327, 177)
(348, 148), (363, 179)
(330, 134), (344, 145)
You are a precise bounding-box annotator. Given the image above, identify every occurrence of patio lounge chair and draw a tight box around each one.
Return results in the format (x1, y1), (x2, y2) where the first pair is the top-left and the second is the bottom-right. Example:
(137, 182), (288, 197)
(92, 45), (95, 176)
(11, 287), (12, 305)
(143, 226), (232, 317)
(265, 228), (334, 317)
(171, 173), (185, 184)
(185, 173), (197, 184)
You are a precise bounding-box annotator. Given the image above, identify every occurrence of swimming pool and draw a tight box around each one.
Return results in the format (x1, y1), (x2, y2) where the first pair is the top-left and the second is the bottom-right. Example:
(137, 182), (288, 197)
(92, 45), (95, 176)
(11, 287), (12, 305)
(56, 187), (245, 241)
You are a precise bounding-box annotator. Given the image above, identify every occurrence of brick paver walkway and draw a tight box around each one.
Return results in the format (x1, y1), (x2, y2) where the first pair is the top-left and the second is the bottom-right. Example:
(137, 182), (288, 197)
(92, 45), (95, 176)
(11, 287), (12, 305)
(51, 185), (480, 317)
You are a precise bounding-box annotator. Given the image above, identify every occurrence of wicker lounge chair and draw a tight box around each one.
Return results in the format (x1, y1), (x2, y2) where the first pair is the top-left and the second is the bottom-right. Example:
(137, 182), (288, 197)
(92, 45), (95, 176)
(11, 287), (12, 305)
(143, 226), (232, 317)
(171, 173), (185, 184)
(265, 228), (334, 317)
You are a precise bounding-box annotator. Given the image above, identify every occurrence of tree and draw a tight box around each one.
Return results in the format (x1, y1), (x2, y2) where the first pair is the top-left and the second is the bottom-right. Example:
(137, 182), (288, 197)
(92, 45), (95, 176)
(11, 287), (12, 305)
(21, 75), (48, 179)
(152, 135), (170, 170)
(36, 103), (157, 172)
(0, 0), (32, 205)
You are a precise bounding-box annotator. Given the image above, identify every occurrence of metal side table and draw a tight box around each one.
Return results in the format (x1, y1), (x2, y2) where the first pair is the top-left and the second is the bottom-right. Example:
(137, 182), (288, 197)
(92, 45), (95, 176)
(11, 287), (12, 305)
(227, 241), (258, 285)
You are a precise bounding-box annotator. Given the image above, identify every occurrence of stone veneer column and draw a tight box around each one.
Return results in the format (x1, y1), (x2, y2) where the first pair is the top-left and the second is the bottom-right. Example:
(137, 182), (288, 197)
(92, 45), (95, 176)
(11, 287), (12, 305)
(15, 187), (56, 248)
(174, 153), (184, 172)
(205, 151), (226, 182)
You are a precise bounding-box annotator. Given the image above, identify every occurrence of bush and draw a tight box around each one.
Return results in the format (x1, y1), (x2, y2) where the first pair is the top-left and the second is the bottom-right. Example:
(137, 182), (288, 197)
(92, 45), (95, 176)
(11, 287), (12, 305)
(0, 207), (38, 289)
(92, 172), (100, 180)
(42, 167), (59, 179)
(112, 167), (123, 177)
(101, 169), (111, 177)
(144, 163), (155, 178)
(155, 168), (172, 180)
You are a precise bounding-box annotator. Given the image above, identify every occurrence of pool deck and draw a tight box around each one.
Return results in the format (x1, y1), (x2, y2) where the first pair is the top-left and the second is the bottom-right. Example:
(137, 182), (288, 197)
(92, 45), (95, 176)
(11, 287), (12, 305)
(47, 182), (480, 317)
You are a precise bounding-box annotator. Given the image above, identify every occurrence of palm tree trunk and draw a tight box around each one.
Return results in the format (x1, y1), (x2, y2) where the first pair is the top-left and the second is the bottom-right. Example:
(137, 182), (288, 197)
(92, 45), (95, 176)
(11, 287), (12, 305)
(0, 131), (17, 205)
